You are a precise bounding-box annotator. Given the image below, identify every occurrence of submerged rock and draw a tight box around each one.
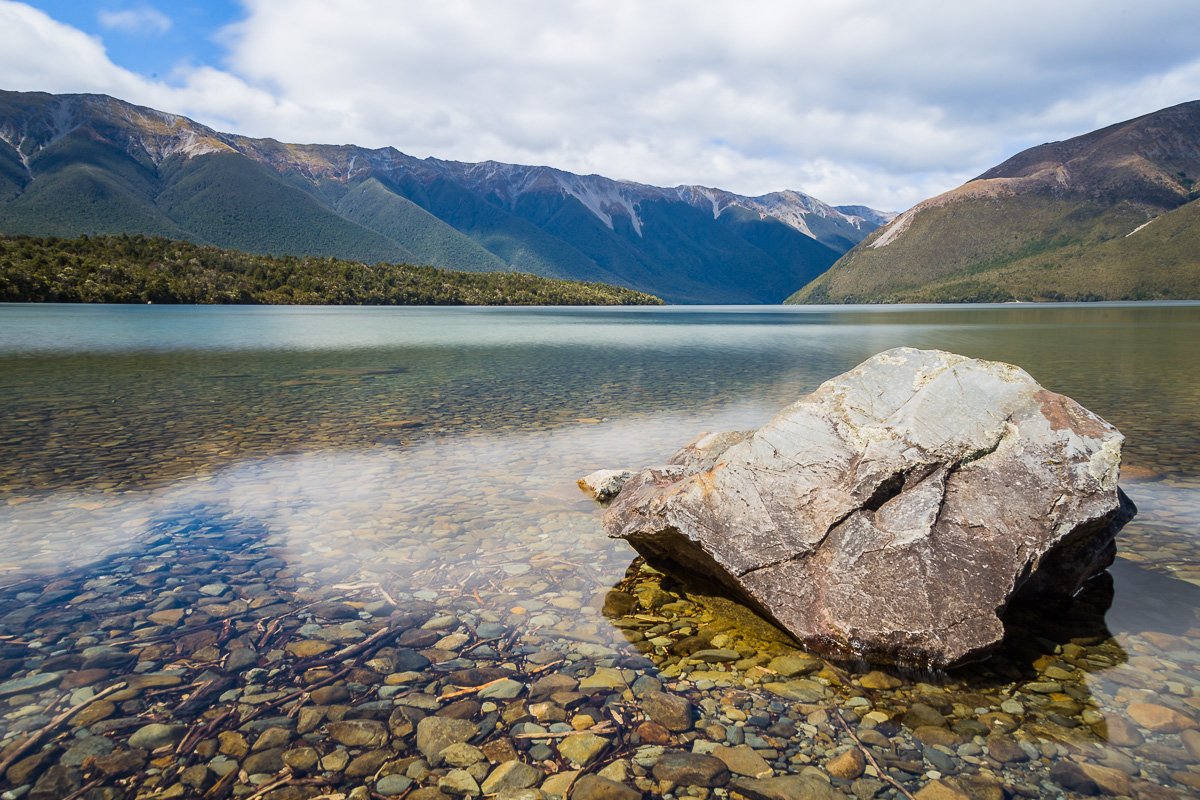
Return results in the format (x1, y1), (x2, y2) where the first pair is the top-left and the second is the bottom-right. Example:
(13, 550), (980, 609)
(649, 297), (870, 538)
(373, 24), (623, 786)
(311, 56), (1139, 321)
(596, 348), (1135, 667)
(577, 469), (634, 502)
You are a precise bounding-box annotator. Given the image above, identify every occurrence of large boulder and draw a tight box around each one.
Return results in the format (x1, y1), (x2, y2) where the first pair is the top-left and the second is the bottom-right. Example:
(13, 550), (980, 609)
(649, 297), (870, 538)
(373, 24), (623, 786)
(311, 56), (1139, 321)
(597, 348), (1135, 667)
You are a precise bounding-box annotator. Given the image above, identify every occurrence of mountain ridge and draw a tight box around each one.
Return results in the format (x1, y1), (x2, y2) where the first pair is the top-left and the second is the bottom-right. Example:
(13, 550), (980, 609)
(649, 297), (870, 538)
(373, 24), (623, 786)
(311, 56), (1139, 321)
(789, 100), (1200, 303)
(0, 90), (891, 303)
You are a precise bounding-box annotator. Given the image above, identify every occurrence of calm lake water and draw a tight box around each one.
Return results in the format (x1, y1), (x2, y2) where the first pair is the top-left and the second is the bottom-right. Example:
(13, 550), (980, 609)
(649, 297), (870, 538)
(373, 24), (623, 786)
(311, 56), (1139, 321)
(0, 302), (1198, 798)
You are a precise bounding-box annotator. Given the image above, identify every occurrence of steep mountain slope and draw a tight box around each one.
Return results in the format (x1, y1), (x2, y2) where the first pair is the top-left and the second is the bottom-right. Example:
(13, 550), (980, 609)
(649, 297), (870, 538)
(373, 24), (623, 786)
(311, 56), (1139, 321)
(0, 90), (889, 303)
(789, 100), (1200, 303)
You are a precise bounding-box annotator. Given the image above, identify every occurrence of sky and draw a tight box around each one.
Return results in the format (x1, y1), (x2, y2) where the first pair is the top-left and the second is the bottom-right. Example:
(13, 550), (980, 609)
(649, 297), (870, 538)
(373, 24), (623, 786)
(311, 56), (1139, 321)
(2, 1), (1199, 211)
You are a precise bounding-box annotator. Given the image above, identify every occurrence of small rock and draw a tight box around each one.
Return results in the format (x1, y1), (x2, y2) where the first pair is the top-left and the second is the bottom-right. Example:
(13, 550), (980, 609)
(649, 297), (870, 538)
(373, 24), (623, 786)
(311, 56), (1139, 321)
(635, 720), (673, 744)
(641, 691), (693, 732)
(377, 775), (415, 796)
(1093, 715), (1144, 747)
(283, 746), (320, 773)
(29, 765), (80, 800)
(712, 744), (773, 778)
(328, 719), (388, 748)
(243, 747), (285, 775)
(558, 733), (610, 767)
(439, 768), (482, 797)
(578, 469), (634, 501)
(0, 672), (61, 697)
(1181, 729), (1200, 760)
(179, 765), (212, 790)
(61, 735), (114, 767)
(418, 717), (478, 765)
(651, 751), (730, 787)
(570, 775), (642, 800)
(346, 749), (392, 778)
(985, 734), (1029, 763)
(225, 647), (258, 672)
(480, 760), (543, 794)
(1078, 763), (1131, 796)
(543, 770), (581, 799)
(912, 726), (961, 748)
(441, 742), (486, 767)
(286, 639), (335, 658)
(129, 723), (185, 750)
(92, 749), (147, 777)
(913, 781), (971, 800)
(728, 775), (842, 800)
(478, 678), (525, 700)
(763, 680), (825, 702)
(1049, 762), (1099, 794)
(858, 670), (902, 690)
(1126, 702), (1194, 733)
(826, 747), (866, 780)
(218, 731), (249, 757)
(903, 703), (947, 729)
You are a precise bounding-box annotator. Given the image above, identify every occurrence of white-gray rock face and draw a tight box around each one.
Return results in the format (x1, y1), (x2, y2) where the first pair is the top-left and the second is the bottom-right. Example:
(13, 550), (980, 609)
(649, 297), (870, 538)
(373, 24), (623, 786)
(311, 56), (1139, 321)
(599, 348), (1135, 667)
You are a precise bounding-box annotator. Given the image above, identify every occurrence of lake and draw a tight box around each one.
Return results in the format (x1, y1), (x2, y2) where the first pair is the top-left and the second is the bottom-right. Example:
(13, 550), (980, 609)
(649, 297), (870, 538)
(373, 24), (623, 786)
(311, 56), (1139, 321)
(0, 302), (1197, 798)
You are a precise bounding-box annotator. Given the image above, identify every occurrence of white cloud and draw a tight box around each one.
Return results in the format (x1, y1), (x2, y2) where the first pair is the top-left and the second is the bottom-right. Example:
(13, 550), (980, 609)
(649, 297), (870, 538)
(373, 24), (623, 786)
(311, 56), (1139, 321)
(3, 0), (1200, 210)
(97, 6), (171, 36)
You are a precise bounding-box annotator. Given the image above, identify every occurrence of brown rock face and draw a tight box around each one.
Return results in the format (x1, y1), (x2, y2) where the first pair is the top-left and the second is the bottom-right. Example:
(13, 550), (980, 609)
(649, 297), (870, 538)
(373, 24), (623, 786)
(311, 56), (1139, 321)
(600, 348), (1135, 667)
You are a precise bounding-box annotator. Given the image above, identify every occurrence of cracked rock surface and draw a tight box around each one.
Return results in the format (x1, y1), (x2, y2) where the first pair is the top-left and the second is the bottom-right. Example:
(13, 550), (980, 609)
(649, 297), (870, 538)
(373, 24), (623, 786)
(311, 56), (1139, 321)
(599, 347), (1136, 667)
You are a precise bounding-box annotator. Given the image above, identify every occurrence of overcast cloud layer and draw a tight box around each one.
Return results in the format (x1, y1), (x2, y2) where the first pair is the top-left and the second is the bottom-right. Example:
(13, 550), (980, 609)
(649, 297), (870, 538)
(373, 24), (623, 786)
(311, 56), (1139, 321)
(2, 0), (1200, 210)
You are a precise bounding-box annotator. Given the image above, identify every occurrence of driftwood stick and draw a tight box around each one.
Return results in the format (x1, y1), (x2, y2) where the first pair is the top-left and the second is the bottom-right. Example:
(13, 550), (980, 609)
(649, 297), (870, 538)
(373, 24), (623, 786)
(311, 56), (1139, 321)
(0, 681), (128, 777)
(512, 723), (617, 739)
(240, 667), (351, 726)
(831, 708), (917, 800)
(242, 769), (295, 800)
(437, 677), (509, 701)
(203, 765), (239, 798)
(61, 777), (104, 800)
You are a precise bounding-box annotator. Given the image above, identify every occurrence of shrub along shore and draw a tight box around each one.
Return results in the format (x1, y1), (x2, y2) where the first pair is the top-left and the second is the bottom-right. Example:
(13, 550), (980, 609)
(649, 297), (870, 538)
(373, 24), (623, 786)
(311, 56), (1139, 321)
(0, 234), (663, 306)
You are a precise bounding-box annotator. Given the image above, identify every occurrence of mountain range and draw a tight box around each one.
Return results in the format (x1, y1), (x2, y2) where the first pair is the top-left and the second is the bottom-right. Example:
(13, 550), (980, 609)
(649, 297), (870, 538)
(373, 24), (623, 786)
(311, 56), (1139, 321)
(790, 100), (1200, 303)
(0, 90), (890, 303)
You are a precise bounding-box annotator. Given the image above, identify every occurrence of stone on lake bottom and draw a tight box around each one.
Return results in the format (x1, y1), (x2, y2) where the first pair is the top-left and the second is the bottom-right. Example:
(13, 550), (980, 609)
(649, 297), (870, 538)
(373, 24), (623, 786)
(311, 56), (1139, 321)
(1126, 702), (1194, 733)
(327, 719), (388, 748)
(729, 774), (844, 800)
(128, 723), (185, 750)
(480, 760), (543, 794)
(596, 348), (1135, 667)
(570, 775), (642, 800)
(651, 751), (730, 787)
(417, 717), (479, 765)
(640, 690), (693, 732)
(558, 733), (609, 767)
(712, 743), (774, 778)
(826, 747), (866, 779)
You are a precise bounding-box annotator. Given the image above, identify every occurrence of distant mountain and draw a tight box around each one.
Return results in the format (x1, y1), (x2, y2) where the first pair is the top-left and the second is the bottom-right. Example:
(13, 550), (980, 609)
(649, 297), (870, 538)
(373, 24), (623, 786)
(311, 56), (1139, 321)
(0, 90), (889, 303)
(789, 101), (1200, 303)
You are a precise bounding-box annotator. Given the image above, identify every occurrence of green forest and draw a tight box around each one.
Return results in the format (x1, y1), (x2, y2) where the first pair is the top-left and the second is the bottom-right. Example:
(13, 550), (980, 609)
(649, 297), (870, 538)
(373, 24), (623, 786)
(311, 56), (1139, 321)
(0, 233), (662, 305)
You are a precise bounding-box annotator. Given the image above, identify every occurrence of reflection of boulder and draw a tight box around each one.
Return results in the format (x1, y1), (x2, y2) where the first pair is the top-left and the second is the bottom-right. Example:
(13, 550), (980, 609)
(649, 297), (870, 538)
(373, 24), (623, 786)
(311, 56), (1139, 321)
(595, 348), (1136, 668)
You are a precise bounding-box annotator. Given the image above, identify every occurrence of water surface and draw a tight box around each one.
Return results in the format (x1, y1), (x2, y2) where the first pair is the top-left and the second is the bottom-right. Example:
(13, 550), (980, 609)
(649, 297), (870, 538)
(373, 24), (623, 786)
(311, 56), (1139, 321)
(0, 303), (1197, 798)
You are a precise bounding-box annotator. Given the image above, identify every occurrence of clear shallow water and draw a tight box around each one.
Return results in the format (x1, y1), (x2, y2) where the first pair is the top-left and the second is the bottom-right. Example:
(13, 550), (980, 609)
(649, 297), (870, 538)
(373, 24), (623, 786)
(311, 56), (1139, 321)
(0, 302), (1198, 798)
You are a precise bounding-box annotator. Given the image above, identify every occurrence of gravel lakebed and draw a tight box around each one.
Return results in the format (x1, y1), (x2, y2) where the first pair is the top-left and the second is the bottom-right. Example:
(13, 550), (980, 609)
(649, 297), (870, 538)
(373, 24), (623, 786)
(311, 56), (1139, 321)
(0, 449), (1197, 799)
